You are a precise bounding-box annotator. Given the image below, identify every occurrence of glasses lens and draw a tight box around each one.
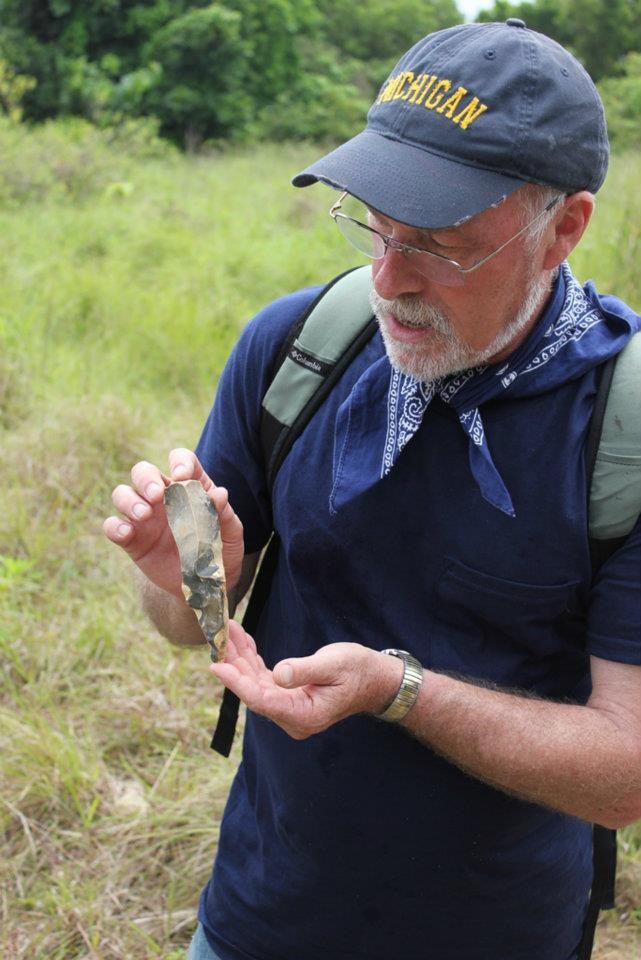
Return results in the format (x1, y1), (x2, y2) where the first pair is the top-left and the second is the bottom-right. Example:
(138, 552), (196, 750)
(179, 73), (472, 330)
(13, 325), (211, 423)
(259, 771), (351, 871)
(335, 215), (384, 260)
(406, 251), (465, 287)
(332, 194), (466, 287)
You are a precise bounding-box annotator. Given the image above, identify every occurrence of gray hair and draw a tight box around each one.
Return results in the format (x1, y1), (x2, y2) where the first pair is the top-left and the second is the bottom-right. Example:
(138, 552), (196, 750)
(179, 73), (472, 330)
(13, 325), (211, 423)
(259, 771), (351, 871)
(518, 183), (566, 252)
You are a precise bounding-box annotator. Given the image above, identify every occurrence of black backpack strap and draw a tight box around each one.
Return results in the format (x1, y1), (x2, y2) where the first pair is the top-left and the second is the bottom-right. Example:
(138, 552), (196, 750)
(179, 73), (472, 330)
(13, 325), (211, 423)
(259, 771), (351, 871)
(211, 267), (376, 756)
(576, 825), (618, 960)
(585, 355), (617, 504)
(577, 353), (627, 957)
(210, 534), (281, 757)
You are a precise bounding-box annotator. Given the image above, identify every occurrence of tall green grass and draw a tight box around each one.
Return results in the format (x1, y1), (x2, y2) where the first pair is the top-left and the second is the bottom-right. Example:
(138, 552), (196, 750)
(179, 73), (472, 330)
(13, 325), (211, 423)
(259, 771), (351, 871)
(0, 119), (639, 959)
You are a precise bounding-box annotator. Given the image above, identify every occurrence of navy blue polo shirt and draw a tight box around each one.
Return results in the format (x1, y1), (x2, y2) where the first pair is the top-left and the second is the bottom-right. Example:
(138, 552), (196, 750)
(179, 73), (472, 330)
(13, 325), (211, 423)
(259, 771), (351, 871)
(195, 273), (641, 960)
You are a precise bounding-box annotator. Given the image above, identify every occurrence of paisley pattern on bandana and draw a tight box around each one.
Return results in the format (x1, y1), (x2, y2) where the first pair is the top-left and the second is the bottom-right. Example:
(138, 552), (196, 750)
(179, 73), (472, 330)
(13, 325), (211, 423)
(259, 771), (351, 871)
(508, 274), (603, 381)
(383, 375), (436, 477)
(461, 408), (485, 447)
(330, 263), (640, 517)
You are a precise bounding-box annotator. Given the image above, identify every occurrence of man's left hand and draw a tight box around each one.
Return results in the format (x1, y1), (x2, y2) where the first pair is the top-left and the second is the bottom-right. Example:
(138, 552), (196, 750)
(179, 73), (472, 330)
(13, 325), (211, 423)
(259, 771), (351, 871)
(210, 622), (403, 739)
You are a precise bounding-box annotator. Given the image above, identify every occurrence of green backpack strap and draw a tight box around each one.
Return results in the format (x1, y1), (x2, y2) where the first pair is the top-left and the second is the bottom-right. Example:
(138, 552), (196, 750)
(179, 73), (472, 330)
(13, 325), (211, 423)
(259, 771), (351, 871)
(211, 266), (376, 757)
(579, 330), (641, 960)
(260, 265), (376, 490)
(588, 329), (641, 542)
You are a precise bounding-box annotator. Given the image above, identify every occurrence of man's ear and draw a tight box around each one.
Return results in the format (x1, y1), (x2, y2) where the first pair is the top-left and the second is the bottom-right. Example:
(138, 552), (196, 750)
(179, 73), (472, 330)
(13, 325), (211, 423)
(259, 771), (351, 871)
(542, 191), (595, 271)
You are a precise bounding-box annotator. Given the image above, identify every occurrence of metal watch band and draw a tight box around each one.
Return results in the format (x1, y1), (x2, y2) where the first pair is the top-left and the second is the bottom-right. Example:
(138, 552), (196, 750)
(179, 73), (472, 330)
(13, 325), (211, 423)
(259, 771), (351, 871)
(376, 648), (423, 723)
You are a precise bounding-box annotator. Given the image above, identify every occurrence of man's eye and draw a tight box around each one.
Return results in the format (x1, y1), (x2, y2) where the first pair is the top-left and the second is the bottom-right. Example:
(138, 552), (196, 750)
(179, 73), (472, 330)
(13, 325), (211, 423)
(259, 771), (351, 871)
(367, 211), (389, 232)
(428, 238), (472, 258)
(427, 234), (460, 251)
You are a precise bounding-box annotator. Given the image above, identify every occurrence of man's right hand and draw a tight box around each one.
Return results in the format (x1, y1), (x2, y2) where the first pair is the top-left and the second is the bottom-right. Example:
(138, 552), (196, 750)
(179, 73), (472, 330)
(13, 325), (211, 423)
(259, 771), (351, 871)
(102, 448), (245, 599)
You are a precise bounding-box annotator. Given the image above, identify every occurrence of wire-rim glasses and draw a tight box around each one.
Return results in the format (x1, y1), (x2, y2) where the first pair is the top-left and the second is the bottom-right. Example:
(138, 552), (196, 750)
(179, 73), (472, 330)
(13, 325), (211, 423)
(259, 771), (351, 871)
(329, 191), (563, 288)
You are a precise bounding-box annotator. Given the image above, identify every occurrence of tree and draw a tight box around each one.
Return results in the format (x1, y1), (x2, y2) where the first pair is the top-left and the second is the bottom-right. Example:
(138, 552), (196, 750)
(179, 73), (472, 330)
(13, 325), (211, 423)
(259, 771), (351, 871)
(141, 4), (251, 146)
(221, 0), (321, 107)
(476, 0), (641, 81)
(0, 58), (36, 121)
(477, 0), (569, 45)
(318, 0), (462, 62)
(598, 51), (641, 148)
(0, 1), (191, 120)
(559, 0), (635, 80)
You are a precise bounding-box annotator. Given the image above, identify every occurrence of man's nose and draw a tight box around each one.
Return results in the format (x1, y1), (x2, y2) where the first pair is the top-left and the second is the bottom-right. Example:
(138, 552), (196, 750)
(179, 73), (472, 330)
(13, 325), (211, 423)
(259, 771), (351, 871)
(372, 245), (427, 301)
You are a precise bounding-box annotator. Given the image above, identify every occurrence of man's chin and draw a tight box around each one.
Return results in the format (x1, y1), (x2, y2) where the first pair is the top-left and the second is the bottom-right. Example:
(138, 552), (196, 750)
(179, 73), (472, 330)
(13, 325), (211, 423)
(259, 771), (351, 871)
(382, 335), (472, 382)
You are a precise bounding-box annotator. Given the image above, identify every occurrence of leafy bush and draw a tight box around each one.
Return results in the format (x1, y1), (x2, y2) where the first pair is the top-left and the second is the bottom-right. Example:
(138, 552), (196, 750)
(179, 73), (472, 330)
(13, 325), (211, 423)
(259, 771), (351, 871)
(253, 44), (372, 143)
(598, 53), (641, 150)
(0, 115), (174, 205)
(318, 0), (461, 61)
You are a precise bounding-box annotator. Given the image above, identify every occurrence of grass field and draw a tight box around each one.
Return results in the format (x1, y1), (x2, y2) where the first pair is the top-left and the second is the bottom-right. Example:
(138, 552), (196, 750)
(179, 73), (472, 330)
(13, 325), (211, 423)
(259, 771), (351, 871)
(0, 120), (640, 959)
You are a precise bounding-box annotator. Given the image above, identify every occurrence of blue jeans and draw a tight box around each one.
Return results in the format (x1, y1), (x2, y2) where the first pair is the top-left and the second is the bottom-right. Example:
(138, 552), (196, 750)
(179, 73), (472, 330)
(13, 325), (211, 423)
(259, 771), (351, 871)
(187, 922), (223, 960)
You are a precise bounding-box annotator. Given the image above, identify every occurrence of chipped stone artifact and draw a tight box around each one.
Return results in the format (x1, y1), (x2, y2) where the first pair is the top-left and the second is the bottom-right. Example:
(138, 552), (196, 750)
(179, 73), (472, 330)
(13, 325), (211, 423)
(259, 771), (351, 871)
(164, 480), (228, 661)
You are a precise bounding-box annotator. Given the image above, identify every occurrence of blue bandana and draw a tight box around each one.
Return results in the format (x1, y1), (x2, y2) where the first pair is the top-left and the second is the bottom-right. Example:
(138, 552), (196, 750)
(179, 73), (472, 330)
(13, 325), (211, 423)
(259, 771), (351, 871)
(330, 263), (640, 516)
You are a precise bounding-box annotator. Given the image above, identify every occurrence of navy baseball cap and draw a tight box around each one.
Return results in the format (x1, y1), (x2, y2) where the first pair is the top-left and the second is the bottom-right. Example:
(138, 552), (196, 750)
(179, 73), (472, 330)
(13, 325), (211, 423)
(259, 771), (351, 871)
(292, 20), (609, 228)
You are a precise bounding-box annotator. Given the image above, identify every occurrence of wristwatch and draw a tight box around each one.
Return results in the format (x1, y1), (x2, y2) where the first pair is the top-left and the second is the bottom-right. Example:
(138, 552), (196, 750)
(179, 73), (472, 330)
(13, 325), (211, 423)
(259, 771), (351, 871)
(376, 648), (423, 723)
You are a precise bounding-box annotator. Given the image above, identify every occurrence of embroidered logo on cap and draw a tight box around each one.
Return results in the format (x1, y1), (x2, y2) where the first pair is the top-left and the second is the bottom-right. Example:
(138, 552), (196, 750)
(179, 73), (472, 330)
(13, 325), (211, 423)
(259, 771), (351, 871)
(376, 71), (488, 130)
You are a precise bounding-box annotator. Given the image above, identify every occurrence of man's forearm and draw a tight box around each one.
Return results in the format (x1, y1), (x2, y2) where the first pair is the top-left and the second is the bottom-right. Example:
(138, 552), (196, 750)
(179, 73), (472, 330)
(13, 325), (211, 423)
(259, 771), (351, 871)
(226, 550), (260, 619)
(135, 567), (206, 647)
(210, 629), (641, 826)
(134, 551), (260, 648)
(399, 668), (641, 829)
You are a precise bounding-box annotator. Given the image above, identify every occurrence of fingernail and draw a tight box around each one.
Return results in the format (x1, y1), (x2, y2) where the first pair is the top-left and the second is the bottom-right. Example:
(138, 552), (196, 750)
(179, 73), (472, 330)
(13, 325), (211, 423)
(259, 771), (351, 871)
(118, 523), (132, 538)
(132, 502), (148, 519)
(146, 482), (162, 498)
(173, 463), (188, 478)
(279, 664), (294, 686)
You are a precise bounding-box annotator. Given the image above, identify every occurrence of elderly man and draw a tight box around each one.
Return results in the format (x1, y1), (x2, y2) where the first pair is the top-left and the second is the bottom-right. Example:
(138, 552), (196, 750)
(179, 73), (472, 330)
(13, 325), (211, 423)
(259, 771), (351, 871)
(104, 20), (641, 960)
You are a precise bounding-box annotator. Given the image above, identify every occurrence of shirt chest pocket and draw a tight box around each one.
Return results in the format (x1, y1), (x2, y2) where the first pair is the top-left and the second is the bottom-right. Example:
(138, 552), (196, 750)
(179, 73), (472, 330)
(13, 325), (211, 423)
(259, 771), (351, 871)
(432, 559), (586, 693)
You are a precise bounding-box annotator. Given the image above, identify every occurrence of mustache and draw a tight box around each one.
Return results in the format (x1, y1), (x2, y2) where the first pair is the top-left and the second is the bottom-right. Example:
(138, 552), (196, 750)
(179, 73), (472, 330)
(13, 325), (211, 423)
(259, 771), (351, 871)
(369, 290), (455, 339)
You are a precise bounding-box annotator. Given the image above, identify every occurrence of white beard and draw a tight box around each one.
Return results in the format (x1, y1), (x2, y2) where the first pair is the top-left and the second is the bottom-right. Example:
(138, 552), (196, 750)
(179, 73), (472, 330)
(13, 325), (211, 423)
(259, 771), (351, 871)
(370, 271), (552, 383)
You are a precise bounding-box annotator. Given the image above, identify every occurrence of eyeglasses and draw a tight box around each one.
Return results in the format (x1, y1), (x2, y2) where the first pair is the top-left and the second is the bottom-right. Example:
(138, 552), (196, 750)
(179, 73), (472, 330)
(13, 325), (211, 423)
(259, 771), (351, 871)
(329, 191), (563, 288)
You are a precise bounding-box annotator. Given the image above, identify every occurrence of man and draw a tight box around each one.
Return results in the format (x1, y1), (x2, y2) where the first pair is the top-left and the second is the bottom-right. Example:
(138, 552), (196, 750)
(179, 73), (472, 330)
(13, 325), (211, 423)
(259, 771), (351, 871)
(104, 20), (641, 960)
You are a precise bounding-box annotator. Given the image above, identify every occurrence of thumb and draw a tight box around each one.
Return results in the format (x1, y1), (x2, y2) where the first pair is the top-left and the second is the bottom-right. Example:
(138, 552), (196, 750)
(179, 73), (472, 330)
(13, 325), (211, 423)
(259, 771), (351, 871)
(273, 652), (336, 689)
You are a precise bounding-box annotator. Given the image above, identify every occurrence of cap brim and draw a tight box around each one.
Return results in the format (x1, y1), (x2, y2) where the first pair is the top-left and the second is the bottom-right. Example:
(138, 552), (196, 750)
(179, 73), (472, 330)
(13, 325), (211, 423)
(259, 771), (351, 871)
(292, 130), (526, 229)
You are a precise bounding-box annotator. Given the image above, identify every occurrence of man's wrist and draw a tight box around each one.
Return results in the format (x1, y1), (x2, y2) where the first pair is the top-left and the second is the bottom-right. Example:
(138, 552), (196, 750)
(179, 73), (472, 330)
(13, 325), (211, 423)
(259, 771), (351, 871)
(375, 649), (424, 723)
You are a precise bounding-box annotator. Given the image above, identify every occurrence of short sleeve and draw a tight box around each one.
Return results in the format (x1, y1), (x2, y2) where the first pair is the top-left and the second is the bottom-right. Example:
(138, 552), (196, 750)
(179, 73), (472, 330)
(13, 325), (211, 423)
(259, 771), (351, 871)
(195, 286), (321, 554)
(586, 514), (641, 664)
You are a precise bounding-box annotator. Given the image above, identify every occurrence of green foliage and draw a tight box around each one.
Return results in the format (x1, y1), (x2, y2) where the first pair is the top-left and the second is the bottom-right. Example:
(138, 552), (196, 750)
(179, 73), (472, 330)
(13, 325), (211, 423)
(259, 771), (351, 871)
(0, 57), (36, 121)
(0, 130), (346, 957)
(2, 0), (641, 144)
(559, 0), (638, 80)
(221, 0), (322, 107)
(0, 114), (173, 206)
(476, 0), (641, 81)
(0, 124), (640, 959)
(478, 0), (567, 43)
(0, 24), (54, 120)
(0, 0), (463, 144)
(253, 40), (371, 143)
(598, 53), (641, 149)
(318, 0), (462, 61)
(142, 4), (252, 146)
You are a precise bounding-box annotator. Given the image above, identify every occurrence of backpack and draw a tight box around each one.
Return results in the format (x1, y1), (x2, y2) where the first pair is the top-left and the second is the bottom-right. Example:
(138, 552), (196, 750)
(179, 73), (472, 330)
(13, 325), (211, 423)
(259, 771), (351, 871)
(210, 265), (641, 960)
